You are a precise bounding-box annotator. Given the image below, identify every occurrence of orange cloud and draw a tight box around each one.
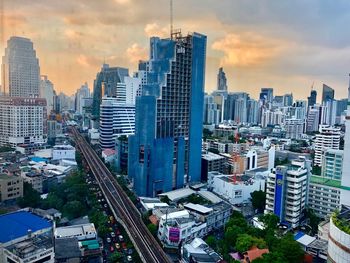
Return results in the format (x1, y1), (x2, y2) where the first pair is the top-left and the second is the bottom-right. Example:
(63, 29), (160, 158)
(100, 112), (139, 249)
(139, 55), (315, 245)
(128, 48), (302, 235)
(144, 23), (169, 38)
(126, 43), (147, 64)
(212, 33), (286, 67)
(76, 54), (100, 67)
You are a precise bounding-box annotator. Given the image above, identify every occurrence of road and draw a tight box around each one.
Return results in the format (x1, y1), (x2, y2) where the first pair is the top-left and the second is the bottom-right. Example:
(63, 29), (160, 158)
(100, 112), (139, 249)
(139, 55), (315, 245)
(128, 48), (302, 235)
(72, 127), (172, 263)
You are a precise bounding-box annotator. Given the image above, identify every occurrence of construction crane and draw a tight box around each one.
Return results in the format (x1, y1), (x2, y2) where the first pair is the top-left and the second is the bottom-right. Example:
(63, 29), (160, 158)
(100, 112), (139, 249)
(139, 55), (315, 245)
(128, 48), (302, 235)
(170, 0), (173, 39)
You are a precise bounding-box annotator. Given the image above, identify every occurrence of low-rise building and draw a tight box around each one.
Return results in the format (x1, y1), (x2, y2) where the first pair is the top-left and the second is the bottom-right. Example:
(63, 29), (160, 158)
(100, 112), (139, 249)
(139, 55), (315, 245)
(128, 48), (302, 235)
(208, 171), (266, 205)
(0, 174), (23, 202)
(201, 152), (226, 181)
(0, 210), (54, 263)
(52, 144), (76, 161)
(181, 238), (222, 263)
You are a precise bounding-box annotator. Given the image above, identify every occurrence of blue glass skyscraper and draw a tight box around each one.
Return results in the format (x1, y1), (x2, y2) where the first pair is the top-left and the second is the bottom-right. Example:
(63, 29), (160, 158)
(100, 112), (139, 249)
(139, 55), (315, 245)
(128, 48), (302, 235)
(128, 32), (207, 197)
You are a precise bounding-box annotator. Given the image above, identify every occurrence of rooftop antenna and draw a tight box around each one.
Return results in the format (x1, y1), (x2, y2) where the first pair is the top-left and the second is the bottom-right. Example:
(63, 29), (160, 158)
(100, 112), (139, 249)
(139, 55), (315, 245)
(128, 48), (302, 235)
(170, 0), (173, 39)
(311, 81), (314, 91)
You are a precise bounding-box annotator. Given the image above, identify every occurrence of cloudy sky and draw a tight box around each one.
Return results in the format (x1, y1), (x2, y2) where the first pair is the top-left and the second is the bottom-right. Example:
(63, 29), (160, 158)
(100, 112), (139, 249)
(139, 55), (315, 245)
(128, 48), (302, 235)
(2, 0), (350, 100)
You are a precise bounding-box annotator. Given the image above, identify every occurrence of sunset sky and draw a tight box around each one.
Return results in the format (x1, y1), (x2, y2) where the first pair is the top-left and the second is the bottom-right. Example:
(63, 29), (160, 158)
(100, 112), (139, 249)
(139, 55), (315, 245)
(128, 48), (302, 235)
(2, 0), (350, 100)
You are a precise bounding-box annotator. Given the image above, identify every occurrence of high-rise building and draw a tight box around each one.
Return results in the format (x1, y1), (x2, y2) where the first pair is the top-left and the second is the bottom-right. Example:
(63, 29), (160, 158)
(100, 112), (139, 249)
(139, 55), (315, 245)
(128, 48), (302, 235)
(1, 36), (40, 97)
(265, 158), (310, 228)
(322, 84), (335, 103)
(40, 75), (55, 115)
(284, 118), (304, 139)
(75, 82), (90, 114)
(259, 88), (273, 104)
(306, 104), (324, 133)
(128, 32), (207, 197)
(323, 99), (338, 126)
(314, 125), (341, 166)
(307, 90), (317, 108)
(0, 97), (47, 146)
(203, 95), (220, 125)
(92, 64), (129, 117)
(99, 97), (135, 150)
(261, 109), (283, 127)
(217, 67), (227, 91)
(247, 99), (259, 124)
(283, 93), (293, 106)
(340, 75), (350, 206)
(336, 98), (348, 116)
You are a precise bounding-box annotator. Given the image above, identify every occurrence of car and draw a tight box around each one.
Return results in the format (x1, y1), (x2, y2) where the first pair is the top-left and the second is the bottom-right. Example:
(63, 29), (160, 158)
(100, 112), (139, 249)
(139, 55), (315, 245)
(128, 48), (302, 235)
(127, 248), (133, 255)
(122, 242), (127, 249)
(106, 237), (111, 243)
(127, 255), (132, 262)
(118, 235), (124, 242)
(104, 204), (108, 208)
(111, 232), (116, 238)
(110, 245), (114, 252)
(115, 229), (121, 235)
(115, 243), (120, 250)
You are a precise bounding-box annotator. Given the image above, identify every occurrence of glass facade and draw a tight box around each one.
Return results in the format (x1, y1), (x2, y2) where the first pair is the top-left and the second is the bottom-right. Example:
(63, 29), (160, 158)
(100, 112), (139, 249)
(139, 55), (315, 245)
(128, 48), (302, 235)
(128, 32), (207, 197)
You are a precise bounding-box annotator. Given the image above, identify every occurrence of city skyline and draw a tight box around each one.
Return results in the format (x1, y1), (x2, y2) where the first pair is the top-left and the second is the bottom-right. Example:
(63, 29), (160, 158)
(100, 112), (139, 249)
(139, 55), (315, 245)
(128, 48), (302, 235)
(2, 0), (350, 99)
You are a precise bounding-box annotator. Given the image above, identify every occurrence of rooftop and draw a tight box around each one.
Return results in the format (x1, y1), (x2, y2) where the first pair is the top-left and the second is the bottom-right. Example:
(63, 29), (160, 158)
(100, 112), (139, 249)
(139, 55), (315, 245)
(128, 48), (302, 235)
(310, 175), (342, 188)
(184, 203), (213, 214)
(198, 190), (223, 204)
(55, 223), (96, 239)
(158, 188), (196, 202)
(0, 211), (52, 243)
(202, 152), (225, 161)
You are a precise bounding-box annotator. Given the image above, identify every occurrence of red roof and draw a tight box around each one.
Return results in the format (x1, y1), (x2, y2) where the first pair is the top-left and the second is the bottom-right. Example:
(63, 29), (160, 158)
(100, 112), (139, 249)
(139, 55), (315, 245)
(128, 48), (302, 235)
(102, 149), (116, 156)
(244, 247), (269, 262)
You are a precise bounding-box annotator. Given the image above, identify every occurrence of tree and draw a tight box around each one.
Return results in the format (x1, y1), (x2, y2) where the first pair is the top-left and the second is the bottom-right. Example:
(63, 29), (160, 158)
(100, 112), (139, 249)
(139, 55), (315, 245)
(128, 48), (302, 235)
(63, 200), (85, 219)
(252, 251), (284, 263)
(109, 252), (123, 262)
(147, 224), (157, 237)
(312, 165), (321, 175)
(259, 213), (279, 231)
(203, 128), (213, 140)
(251, 190), (266, 213)
(276, 234), (304, 263)
(205, 235), (216, 249)
(235, 234), (266, 253)
(304, 209), (321, 235)
(17, 182), (41, 208)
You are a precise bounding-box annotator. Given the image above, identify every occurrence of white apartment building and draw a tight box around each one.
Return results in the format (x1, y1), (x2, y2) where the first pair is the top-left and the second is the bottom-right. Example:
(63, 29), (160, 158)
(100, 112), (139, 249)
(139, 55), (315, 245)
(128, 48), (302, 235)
(1, 36), (40, 97)
(284, 118), (304, 139)
(0, 97), (47, 146)
(99, 97), (135, 149)
(52, 144), (76, 161)
(314, 125), (341, 166)
(265, 158), (310, 228)
(75, 82), (90, 114)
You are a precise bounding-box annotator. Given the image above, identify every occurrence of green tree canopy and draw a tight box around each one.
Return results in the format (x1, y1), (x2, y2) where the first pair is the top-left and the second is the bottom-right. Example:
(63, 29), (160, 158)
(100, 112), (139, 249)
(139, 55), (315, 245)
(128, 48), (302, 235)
(251, 190), (266, 213)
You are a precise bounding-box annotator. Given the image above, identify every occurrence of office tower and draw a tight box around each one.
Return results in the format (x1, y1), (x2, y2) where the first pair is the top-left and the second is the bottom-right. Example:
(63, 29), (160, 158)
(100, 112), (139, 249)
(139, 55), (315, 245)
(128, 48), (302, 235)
(284, 118), (304, 139)
(283, 93), (293, 107)
(323, 99), (338, 126)
(92, 64), (129, 117)
(128, 32), (207, 197)
(0, 97), (47, 146)
(75, 82), (90, 114)
(40, 75), (55, 115)
(203, 95), (220, 125)
(265, 158), (310, 228)
(290, 100), (307, 120)
(322, 84), (335, 103)
(99, 97), (135, 150)
(247, 99), (259, 124)
(307, 90), (317, 108)
(217, 67), (227, 91)
(273, 95), (284, 107)
(234, 97), (247, 124)
(340, 75), (350, 206)
(259, 88), (273, 103)
(1, 36), (40, 97)
(337, 98), (348, 116)
(306, 104), (323, 133)
(314, 125), (341, 166)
